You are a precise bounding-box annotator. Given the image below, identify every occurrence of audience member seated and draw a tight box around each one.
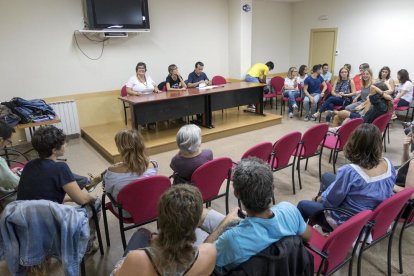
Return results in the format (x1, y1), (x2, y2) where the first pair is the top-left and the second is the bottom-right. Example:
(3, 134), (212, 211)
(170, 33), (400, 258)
(352, 63), (370, 92)
(303, 64), (327, 121)
(329, 82), (392, 130)
(200, 158), (311, 272)
(126, 62), (161, 96)
(187, 61), (211, 88)
(283, 66), (301, 118)
(166, 64), (187, 91)
(297, 124), (396, 229)
(112, 184), (216, 276)
(394, 131), (414, 218)
(297, 64), (308, 86)
(394, 69), (413, 108)
(170, 124), (213, 184)
(345, 68), (373, 112)
(16, 125), (100, 254)
(321, 63), (332, 83)
(313, 66), (356, 120)
(103, 129), (158, 217)
(0, 121), (19, 208)
(375, 66), (395, 95)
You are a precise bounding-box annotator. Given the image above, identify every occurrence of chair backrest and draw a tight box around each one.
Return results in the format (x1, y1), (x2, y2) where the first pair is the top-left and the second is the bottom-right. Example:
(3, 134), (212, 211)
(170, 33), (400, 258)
(369, 188), (414, 241)
(224, 236), (313, 276)
(120, 85), (128, 97)
(117, 175), (171, 224)
(300, 123), (329, 158)
(158, 81), (167, 91)
(241, 142), (273, 162)
(270, 131), (301, 169)
(317, 210), (372, 274)
(270, 76), (285, 95)
(212, 75), (227, 85)
(335, 118), (363, 150)
(372, 112), (392, 133)
(191, 157), (233, 202)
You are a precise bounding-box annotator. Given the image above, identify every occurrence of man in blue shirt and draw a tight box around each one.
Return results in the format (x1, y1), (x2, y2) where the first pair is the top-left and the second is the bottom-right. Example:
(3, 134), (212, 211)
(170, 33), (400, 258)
(204, 158), (311, 271)
(187, 61), (211, 88)
(321, 63), (332, 83)
(303, 64), (327, 121)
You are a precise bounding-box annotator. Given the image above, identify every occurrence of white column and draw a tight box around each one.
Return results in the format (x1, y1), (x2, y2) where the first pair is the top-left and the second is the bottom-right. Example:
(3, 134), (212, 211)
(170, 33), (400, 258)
(228, 0), (253, 79)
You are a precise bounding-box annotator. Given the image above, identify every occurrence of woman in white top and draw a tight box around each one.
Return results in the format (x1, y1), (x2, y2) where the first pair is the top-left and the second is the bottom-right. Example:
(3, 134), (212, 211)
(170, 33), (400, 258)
(297, 65), (308, 86)
(126, 62), (161, 96)
(283, 67), (301, 118)
(376, 66), (395, 95)
(394, 69), (413, 108)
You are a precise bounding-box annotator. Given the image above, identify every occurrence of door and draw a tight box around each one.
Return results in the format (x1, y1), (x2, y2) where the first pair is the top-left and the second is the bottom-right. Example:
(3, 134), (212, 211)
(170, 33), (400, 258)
(309, 28), (337, 73)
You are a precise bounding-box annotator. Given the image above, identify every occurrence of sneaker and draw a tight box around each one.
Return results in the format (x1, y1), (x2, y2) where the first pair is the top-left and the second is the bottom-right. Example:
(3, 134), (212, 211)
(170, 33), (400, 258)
(328, 126), (339, 134)
(402, 121), (413, 128)
(86, 173), (102, 192)
(310, 115), (317, 121)
(292, 104), (298, 111)
(304, 116), (310, 121)
(391, 112), (398, 120)
(288, 112), (293, 118)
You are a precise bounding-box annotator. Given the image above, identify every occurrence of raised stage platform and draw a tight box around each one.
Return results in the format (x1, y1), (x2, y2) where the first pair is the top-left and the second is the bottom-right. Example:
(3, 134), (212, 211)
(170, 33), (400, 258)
(81, 108), (282, 163)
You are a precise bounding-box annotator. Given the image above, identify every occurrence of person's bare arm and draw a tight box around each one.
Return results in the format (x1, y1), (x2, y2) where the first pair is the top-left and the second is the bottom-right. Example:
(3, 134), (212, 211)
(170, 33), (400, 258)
(127, 87), (141, 96)
(205, 208), (240, 243)
(301, 225), (312, 242)
(63, 182), (95, 205)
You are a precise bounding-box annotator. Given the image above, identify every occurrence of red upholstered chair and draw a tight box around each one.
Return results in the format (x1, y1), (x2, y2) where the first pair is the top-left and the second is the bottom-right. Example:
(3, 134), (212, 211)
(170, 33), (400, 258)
(212, 75), (227, 85)
(294, 123), (329, 188)
(191, 157), (233, 214)
(356, 188), (414, 276)
(240, 141), (273, 162)
(306, 210), (372, 276)
(372, 112), (392, 152)
(320, 118), (363, 174)
(120, 85), (129, 125)
(397, 199), (414, 274)
(394, 90), (414, 121)
(269, 131), (302, 194)
(102, 175), (171, 250)
(266, 76), (284, 110)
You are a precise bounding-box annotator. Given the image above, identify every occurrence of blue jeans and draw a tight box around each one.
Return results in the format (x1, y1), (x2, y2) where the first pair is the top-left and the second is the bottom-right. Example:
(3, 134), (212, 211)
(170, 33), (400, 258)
(283, 90), (300, 112)
(319, 96), (344, 113)
(73, 173), (89, 189)
(297, 172), (336, 222)
(123, 228), (152, 257)
(303, 93), (321, 117)
(245, 75), (260, 83)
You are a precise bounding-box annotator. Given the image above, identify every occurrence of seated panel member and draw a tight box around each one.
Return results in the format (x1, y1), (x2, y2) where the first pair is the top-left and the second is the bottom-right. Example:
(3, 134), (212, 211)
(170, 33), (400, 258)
(187, 61), (211, 88)
(166, 64), (187, 91)
(126, 62), (160, 96)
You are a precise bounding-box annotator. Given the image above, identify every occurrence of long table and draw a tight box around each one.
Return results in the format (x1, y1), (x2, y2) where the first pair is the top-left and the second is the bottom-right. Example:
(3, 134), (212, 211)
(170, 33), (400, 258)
(118, 82), (265, 129)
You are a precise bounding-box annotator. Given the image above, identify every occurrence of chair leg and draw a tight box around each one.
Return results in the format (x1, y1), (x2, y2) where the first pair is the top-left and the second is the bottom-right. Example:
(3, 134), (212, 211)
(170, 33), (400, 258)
(297, 158), (302, 191)
(305, 158), (309, 170)
(328, 150), (333, 163)
(225, 177), (231, 215)
(333, 151), (337, 174)
(398, 222), (409, 273)
(90, 204), (104, 255)
(102, 201), (111, 247)
(81, 259), (86, 276)
(123, 102), (128, 125)
(280, 99), (283, 115)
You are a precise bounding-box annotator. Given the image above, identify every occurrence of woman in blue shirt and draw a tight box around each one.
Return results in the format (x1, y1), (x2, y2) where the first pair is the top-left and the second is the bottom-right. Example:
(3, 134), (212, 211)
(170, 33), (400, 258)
(297, 123), (396, 228)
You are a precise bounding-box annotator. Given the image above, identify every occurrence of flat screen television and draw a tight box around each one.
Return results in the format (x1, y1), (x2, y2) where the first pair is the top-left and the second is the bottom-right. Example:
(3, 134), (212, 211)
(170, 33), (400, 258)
(83, 0), (150, 30)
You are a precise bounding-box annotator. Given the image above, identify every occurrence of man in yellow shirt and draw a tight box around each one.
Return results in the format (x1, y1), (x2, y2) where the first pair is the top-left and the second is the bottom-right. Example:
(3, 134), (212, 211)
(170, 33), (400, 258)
(245, 61), (274, 110)
(245, 61), (274, 83)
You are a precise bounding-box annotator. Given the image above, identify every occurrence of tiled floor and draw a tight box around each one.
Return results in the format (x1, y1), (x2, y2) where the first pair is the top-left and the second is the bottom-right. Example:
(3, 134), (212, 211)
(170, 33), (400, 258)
(1, 107), (414, 275)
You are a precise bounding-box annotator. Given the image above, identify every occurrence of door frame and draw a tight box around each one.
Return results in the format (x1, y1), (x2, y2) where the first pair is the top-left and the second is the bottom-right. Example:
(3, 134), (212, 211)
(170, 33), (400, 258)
(308, 28), (338, 73)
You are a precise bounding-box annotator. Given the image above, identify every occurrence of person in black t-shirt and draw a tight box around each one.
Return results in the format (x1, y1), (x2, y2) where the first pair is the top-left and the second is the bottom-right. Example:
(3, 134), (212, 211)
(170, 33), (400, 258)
(17, 126), (96, 206)
(166, 64), (187, 91)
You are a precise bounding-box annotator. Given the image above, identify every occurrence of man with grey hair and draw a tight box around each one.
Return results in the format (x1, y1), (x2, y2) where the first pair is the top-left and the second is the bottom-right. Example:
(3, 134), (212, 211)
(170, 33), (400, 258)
(170, 124), (213, 184)
(203, 157), (311, 271)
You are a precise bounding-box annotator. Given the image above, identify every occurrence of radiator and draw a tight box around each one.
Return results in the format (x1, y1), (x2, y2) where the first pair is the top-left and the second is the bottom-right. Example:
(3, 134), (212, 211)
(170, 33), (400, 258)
(24, 100), (81, 141)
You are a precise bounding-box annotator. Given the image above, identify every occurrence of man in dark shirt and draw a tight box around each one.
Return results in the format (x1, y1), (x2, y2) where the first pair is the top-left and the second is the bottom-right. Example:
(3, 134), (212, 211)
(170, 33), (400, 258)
(187, 61), (211, 88)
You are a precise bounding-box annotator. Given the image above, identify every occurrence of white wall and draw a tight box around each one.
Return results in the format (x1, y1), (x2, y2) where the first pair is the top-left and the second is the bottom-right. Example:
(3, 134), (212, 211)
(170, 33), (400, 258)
(290, 0), (414, 78)
(252, 0), (292, 73)
(0, 0), (229, 100)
